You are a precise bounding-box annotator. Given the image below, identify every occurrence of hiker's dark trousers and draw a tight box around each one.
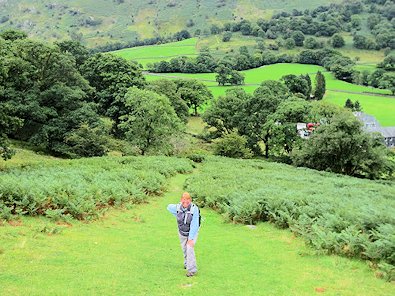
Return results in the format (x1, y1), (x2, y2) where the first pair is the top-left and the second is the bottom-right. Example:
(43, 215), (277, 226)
(178, 232), (198, 273)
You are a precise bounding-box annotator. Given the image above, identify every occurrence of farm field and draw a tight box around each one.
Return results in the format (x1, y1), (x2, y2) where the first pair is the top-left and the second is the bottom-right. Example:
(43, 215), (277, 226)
(0, 153), (394, 295)
(144, 63), (395, 126)
(111, 38), (199, 68)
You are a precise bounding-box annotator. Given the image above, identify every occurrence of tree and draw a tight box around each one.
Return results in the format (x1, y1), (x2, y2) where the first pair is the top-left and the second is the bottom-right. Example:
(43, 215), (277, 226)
(344, 98), (354, 109)
(378, 72), (395, 95)
(213, 131), (252, 159)
(56, 40), (90, 68)
(210, 25), (222, 35)
(64, 123), (109, 158)
(222, 32), (232, 42)
(0, 103), (23, 160)
(0, 38), (102, 158)
(203, 88), (249, 135)
(303, 74), (312, 98)
(174, 30), (191, 41)
(215, 65), (231, 86)
(146, 79), (189, 123)
(353, 34), (368, 49)
(377, 55), (395, 71)
(314, 71), (326, 100)
(281, 74), (310, 98)
(368, 69), (386, 88)
(353, 100), (362, 112)
(117, 88), (182, 155)
(195, 51), (217, 72)
(0, 29), (27, 41)
(240, 21), (252, 35)
(284, 38), (296, 49)
(304, 37), (321, 49)
(245, 81), (290, 156)
(292, 111), (394, 179)
(215, 65), (244, 86)
(80, 53), (145, 116)
(263, 98), (310, 157)
(229, 71), (245, 85)
(330, 64), (354, 82)
(331, 34), (345, 48)
(174, 79), (213, 116)
(291, 31), (305, 46)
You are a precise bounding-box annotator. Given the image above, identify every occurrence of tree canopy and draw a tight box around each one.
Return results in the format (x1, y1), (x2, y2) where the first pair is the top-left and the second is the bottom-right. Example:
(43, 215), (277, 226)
(117, 88), (183, 155)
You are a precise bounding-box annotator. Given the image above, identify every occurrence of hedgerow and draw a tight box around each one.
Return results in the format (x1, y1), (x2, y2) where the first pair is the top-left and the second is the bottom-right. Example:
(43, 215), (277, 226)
(0, 156), (192, 221)
(184, 156), (395, 280)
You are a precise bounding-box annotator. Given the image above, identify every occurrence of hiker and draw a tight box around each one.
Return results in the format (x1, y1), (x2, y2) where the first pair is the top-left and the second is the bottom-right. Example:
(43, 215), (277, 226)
(167, 192), (200, 277)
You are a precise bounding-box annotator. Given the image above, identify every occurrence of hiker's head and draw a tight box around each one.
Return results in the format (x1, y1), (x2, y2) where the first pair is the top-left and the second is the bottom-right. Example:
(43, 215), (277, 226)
(181, 192), (192, 208)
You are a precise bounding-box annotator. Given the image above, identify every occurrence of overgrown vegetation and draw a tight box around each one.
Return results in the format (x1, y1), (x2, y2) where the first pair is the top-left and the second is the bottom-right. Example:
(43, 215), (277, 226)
(184, 156), (395, 281)
(0, 156), (193, 221)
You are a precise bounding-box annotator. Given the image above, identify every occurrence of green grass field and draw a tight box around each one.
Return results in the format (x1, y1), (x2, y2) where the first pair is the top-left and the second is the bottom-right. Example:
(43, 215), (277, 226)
(0, 158), (394, 295)
(111, 38), (199, 68)
(324, 91), (395, 127)
(144, 63), (395, 126)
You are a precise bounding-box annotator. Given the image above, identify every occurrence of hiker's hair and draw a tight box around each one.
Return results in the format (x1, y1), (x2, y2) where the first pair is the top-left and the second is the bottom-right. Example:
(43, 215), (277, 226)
(181, 192), (192, 200)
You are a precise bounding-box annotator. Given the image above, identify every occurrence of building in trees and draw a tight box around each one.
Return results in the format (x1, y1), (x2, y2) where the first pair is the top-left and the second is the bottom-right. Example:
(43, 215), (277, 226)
(354, 112), (395, 148)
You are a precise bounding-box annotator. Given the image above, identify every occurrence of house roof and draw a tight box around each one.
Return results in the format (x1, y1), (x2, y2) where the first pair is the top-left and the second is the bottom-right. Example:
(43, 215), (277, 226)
(353, 112), (380, 125)
(378, 126), (395, 138)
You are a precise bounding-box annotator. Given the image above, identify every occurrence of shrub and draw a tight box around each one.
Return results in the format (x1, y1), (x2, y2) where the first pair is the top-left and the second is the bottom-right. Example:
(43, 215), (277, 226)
(213, 132), (252, 159)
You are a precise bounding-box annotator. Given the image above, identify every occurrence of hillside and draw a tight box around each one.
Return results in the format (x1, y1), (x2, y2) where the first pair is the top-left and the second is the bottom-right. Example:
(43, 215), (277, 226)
(0, 146), (394, 293)
(0, 0), (341, 47)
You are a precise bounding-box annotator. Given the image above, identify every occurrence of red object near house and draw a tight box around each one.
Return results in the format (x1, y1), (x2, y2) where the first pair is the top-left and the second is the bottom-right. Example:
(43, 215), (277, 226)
(307, 122), (320, 131)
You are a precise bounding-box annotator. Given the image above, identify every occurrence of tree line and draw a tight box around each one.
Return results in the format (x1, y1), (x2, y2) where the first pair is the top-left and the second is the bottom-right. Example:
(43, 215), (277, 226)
(205, 1), (394, 50)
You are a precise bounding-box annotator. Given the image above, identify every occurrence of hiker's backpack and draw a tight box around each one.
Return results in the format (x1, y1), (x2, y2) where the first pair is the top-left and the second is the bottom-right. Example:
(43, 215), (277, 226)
(176, 203), (201, 227)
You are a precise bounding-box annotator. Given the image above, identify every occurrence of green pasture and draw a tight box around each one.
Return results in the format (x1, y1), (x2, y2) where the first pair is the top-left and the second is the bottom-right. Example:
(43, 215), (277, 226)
(324, 91), (395, 127)
(111, 38), (198, 67)
(146, 63), (390, 93)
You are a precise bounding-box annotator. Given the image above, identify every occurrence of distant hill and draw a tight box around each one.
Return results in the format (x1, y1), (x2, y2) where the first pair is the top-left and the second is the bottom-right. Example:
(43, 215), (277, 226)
(0, 0), (341, 47)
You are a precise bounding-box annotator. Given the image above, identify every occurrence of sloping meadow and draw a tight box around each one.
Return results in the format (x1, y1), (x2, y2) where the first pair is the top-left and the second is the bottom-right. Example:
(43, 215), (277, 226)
(0, 156), (193, 221)
(184, 157), (395, 279)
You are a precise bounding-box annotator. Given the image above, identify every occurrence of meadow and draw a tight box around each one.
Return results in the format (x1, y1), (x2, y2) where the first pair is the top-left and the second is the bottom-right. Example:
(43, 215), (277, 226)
(111, 38), (199, 68)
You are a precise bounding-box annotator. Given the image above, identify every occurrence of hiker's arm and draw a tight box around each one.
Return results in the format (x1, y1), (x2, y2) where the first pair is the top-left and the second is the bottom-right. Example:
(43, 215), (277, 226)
(167, 204), (177, 217)
(188, 206), (199, 241)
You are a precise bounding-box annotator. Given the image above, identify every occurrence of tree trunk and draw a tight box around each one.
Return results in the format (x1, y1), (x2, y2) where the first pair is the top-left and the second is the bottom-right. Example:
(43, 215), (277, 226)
(264, 134), (270, 158)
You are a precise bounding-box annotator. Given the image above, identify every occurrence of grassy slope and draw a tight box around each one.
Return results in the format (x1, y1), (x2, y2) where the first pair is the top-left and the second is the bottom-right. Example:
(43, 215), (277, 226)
(0, 163), (394, 295)
(0, 0), (337, 47)
(111, 38), (198, 67)
(0, 140), (63, 170)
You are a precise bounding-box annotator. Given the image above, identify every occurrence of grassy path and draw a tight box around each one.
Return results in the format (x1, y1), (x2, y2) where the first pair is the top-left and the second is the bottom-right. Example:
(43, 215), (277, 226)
(0, 172), (394, 295)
